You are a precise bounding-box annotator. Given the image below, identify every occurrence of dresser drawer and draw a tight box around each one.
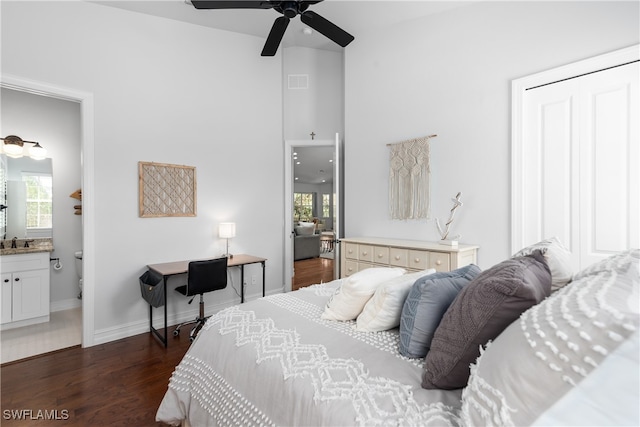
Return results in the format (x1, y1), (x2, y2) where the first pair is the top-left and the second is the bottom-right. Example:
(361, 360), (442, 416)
(358, 245), (373, 262)
(344, 260), (358, 276)
(345, 243), (358, 260)
(408, 250), (428, 270)
(373, 246), (389, 264)
(389, 248), (408, 268)
(428, 252), (451, 272)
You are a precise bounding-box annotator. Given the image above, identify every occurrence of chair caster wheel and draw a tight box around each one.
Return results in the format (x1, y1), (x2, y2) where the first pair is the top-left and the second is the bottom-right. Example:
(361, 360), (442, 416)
(173, 329), (180, 337)
(189, 336), (195, 342)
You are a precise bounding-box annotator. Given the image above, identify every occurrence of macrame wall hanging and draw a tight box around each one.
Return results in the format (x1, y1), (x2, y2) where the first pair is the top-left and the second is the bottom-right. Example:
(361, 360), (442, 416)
(388, 134), (436, 220)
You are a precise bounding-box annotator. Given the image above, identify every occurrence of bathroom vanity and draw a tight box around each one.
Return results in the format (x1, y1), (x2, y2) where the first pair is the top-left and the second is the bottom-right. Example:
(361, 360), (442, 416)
(1, 239), (53, 329)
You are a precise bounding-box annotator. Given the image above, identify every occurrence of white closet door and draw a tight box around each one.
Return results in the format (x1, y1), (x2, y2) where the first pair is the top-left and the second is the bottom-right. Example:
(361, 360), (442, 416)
(578, 64), (639, 266)
(517, 58), (638, 269)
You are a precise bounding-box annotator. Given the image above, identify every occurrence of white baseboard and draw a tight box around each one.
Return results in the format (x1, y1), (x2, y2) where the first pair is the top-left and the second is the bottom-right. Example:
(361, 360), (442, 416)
(90, 290), (284, 346)
(51, 298), (82, 312)
(92, 300), (235, 345)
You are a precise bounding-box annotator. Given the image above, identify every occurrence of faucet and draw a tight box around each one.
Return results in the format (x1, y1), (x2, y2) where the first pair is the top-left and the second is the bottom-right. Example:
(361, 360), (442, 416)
(24, 239), (34, 248)
(11, 237), (17, 249)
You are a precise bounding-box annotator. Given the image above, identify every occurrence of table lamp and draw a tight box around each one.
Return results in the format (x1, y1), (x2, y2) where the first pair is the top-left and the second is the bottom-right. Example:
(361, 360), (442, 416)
(219, 222), (236, 258)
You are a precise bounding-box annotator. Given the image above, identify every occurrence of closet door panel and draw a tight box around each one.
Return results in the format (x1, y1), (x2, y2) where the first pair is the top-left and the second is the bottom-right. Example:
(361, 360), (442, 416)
(580, 64), (639, 265)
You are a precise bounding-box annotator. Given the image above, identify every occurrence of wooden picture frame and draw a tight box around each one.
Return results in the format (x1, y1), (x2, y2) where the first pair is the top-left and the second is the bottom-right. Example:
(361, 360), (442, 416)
(138, 161), (196, 218)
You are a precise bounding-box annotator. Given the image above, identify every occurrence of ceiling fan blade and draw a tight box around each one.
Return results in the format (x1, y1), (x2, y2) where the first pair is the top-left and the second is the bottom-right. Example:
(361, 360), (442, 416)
(300, 10), (354, 47)
(261, 16), (289, 56)
(191, 1), (274, 10)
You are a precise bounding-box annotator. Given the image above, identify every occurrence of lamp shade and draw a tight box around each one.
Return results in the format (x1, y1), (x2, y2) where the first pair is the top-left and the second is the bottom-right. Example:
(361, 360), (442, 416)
(3, 141), (24, 158)
(28, 143), (47, 160)
(218, 222), (236, 239)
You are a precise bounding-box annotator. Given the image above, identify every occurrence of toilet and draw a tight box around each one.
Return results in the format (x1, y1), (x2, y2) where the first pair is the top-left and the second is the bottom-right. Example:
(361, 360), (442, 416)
(74, 250), (83, 299)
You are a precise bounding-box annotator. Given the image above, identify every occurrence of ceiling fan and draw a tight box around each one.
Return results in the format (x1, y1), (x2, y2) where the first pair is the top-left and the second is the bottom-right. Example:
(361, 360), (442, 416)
(191, 1), (355, 56)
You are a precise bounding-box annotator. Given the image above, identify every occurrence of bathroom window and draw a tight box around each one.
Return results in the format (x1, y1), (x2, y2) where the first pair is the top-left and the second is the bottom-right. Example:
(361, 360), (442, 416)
(23, 173), (53, 230)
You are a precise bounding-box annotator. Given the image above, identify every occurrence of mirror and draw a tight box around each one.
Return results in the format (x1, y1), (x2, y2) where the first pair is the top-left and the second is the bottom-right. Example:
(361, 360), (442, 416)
(0, 154), (53, 239)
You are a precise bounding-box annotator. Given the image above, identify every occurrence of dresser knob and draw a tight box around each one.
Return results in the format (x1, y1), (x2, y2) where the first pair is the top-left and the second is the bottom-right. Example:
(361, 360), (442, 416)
(377, 253), (383, 258)
(395, 255), (400, 260)
(414, 258), (420, 263)
(436, 260), (442, 265)
(3, 279), (8, 283)
(362, 251), (368, 256)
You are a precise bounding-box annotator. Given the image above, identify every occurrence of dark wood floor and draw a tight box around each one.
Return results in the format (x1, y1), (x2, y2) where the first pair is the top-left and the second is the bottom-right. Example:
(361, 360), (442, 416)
(293, 256), (334, 290)
(1, 257), (334, 426)
(1, 332), (191, 426)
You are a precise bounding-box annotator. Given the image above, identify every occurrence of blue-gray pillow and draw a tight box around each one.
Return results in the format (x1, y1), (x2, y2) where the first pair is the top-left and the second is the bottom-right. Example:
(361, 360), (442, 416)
(399, 264), (482, 358)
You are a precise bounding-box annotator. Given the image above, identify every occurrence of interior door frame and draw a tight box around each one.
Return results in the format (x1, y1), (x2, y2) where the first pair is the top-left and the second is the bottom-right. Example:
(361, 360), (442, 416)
(283, 135), (340, 291)
(511, 44), (639, 254)
(1, 74), (96, 347)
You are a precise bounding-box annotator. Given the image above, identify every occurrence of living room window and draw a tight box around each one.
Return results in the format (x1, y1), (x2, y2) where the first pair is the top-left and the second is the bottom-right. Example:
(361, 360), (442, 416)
(294, 192), (313, 221)
(322, 194), (330, 218)
(23, 173), (53, 230)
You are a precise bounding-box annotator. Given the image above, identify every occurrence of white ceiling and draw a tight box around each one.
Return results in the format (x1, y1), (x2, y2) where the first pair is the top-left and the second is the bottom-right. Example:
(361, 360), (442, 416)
(293, 145), (335, 185)
(95, 0), (474, 52)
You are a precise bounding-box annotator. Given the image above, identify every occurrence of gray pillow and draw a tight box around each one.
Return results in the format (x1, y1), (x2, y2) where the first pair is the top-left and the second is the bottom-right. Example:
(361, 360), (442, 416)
(399, 264), (482, 358)
(422, 251), (552, 390)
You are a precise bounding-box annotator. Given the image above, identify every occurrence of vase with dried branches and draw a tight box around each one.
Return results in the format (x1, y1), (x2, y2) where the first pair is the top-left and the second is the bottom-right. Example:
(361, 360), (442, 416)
(435, 192), (463, 245)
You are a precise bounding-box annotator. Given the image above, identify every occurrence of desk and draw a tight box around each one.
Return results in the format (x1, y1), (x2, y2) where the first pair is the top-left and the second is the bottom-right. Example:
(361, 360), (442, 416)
(146, 254), (266, 347)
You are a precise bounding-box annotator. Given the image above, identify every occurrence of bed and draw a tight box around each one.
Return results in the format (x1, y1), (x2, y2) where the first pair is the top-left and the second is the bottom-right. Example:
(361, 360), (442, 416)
(157, 242), (639, 427)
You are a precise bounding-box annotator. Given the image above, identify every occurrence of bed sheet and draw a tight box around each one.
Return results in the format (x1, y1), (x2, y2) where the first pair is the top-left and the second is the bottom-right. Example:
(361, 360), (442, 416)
(156, 280), (462, 426)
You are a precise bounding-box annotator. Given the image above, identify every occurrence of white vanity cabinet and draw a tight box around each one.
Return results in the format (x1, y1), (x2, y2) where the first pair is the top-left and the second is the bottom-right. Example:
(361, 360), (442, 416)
(1, 252), (50, 328)
(340, 237), (479, 278)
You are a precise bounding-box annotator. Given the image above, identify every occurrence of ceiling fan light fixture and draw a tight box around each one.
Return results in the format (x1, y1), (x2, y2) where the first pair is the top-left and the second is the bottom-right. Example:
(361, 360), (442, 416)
(281, 1), (298, 18)
(302, 27), (313, 35)
(191, 0), (354, 56)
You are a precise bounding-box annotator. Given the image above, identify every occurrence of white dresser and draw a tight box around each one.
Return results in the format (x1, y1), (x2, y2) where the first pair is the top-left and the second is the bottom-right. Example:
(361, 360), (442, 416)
(340, 237), (479, 278)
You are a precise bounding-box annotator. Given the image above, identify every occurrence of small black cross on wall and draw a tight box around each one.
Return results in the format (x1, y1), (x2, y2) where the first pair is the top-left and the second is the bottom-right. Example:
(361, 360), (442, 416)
(310, 132), (316, 140)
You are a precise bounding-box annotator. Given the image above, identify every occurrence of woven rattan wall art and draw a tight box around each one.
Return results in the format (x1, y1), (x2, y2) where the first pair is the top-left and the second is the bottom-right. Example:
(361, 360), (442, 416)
(138, 161), (197, 218)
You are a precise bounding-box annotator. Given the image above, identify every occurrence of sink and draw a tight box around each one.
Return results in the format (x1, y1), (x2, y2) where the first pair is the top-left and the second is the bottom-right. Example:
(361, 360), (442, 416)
(0, 238), (54, 256)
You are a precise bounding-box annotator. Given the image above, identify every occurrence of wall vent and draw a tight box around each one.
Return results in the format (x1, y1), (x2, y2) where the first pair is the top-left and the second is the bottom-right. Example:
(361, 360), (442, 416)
(288, 74), (309, 89)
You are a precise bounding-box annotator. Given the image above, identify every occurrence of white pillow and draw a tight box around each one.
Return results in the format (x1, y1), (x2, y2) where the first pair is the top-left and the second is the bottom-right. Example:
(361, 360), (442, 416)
(356, 269), (436, 332)
(460, 249), (640, 427)
(321, 267), (406, 321)
(512, 236), (574, 290)
(295, 222), (315, 236)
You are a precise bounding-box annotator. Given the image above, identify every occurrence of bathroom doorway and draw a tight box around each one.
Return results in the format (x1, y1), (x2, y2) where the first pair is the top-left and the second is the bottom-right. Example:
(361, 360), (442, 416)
(0, 78), (89, 363)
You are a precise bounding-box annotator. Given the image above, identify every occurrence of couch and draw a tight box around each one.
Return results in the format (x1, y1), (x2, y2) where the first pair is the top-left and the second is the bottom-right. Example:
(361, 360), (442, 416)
(294, 222), (320, 261)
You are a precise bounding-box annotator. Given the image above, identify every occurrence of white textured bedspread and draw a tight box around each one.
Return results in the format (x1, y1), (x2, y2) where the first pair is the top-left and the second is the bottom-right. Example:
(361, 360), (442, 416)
(156, 281), (462, 426)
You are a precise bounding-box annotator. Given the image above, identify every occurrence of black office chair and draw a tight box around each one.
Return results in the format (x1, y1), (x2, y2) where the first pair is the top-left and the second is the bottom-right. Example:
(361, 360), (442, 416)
(173, 257), (228, 342)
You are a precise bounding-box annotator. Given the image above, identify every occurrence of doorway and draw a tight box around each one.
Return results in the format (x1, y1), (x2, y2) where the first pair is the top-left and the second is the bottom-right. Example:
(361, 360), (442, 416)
(1, 75), (95, 361)
(284, 135), (342, 291)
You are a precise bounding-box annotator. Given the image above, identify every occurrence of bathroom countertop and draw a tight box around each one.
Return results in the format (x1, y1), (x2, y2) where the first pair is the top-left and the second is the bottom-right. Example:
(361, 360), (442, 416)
(0, 238), (54, 256)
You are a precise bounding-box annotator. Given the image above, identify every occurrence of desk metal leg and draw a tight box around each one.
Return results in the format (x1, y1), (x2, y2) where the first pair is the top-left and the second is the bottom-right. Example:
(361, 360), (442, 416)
(240, 265), (245, 303)
(261, 261), (266, 297)
(150, 276), (168, 347)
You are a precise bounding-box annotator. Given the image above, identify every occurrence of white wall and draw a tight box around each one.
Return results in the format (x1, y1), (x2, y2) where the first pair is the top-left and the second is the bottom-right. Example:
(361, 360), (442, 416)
(2, 1), (284, 343)
(283, 47), (344, 140)
(1, 88), (83, 309)
(344, 1), (639, 269)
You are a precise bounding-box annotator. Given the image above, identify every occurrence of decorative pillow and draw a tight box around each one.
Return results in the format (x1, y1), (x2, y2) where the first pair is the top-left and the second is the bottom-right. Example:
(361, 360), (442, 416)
(355, 269), (436, 332)
(398, 264), (482, 358)
(512, 236), (574, 290)
(321, 267), (406, 321)
(295, 222), (315, 236)
(460, 249), (640, 426)
(422, 251), (552, 390)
